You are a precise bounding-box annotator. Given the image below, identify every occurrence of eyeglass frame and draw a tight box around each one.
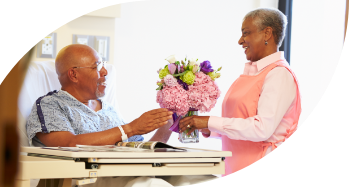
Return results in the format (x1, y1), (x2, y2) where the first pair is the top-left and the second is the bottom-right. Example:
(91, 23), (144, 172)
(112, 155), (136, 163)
(73, 61), (106, 72)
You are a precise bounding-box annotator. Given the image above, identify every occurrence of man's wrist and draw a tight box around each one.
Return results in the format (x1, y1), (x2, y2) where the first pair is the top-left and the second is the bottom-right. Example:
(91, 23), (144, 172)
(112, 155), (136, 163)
(118, 126), (128, 142)
(122, 123), (135, 138)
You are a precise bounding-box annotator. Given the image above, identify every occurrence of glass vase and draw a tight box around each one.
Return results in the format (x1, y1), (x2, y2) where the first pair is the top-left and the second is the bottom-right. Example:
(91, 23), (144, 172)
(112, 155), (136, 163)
(179, 110), (199, 143)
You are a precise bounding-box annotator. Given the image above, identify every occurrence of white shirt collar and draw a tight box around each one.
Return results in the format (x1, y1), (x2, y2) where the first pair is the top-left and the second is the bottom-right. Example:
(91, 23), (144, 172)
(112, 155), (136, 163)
(245, 51), (286, 72)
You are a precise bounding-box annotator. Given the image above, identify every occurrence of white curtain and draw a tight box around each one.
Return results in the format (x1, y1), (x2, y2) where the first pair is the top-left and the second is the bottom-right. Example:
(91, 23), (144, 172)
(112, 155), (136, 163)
(114, 0), (279, 150)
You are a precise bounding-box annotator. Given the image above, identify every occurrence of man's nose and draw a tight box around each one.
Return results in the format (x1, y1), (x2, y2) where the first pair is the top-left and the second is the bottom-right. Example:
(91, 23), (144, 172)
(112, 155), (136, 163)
(99, 66), (108, 77)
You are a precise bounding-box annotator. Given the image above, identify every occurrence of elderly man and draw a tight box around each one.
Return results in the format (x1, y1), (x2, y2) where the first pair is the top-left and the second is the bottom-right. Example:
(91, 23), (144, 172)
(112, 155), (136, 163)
(26, 44), (216, 187)
(26, 44), (173, 147)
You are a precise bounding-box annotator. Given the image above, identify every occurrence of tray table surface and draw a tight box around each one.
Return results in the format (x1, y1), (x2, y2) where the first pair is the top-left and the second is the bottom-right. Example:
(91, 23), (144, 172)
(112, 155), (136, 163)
(21, 146), (232, 159)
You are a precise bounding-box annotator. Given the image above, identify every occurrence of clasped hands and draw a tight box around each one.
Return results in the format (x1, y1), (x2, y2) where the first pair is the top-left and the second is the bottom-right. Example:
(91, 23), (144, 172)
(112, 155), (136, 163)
(179, 116), (211, 137)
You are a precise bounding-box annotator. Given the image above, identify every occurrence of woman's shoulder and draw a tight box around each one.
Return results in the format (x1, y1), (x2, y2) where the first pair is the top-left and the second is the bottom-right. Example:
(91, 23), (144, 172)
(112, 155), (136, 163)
(269, 66), (293, 76)
(266, 66), (295, 84)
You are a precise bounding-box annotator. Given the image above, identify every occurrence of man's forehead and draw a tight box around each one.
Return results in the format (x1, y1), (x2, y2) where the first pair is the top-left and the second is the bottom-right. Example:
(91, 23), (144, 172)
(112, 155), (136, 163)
(87, 60), (100, 67)
(87, 53), (102, 65)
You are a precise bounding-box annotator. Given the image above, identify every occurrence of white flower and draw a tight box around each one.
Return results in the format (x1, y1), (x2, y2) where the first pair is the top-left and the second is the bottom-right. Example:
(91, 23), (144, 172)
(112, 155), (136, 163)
(165, 55), (177, 64)
(192, 64), (199, 73)
(189, 58), (198, 66)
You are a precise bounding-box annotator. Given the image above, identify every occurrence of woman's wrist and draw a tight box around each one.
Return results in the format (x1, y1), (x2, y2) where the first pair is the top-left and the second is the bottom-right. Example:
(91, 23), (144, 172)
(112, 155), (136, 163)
(199, 129), (211, 138)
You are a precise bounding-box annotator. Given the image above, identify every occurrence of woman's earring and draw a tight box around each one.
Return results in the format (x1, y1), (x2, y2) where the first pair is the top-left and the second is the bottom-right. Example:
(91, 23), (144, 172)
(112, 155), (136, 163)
(265, 41), (268, 45)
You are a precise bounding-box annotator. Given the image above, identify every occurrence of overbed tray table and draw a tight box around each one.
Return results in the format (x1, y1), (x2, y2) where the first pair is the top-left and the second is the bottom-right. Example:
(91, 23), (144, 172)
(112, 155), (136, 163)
(16, 146), (232, 187)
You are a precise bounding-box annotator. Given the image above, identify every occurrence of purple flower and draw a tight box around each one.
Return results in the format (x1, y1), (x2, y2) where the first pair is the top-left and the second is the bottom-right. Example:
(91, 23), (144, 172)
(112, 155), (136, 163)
(168, 63), (177, 74)
(200, 60), (214, 73)
(177, 78), (189, 91)
(180, 65), (185, 73)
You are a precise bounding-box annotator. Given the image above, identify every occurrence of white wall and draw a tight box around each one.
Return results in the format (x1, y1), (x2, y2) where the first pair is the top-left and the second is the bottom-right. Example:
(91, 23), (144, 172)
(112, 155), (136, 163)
(114, 0), (278, 149)
(291, 0), (346, 126)
(85, 4), (121, 18)
(31, 7), (120, 64)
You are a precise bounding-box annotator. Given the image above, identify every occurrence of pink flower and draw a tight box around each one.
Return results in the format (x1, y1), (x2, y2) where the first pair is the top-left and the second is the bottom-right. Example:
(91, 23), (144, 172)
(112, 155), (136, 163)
(163, 75), (178, 87)
(156, 64), (221, 116)
(187, 73), (221, 113)
(156, 84), (189, 116)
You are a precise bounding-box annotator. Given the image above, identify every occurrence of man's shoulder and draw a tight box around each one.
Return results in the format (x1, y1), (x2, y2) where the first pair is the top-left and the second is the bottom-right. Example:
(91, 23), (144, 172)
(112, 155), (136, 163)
(38, 90), (75, 105)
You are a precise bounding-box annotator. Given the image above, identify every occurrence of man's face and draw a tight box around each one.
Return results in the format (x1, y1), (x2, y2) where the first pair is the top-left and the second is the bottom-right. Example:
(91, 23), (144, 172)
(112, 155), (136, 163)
(77, 52), (108, 99)
(94, 61), (108, 98)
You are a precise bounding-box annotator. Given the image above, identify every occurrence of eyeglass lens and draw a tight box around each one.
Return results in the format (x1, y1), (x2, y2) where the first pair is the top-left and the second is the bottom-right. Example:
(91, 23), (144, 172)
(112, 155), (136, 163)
(97, 62), (104, 71)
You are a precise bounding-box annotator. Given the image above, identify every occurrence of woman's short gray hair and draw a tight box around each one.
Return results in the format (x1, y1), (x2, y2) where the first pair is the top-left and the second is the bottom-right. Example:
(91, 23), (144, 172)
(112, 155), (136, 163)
(243, 8), (287, 47)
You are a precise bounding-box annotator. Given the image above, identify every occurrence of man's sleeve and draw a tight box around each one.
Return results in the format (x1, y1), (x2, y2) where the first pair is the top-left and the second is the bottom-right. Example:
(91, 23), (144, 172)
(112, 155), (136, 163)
(127, 135), (144, 142)
(26, 96), (75, 142)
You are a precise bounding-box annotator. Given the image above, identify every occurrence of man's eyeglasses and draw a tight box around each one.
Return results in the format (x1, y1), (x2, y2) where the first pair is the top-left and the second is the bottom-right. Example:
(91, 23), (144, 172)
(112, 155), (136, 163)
(73, 61), (105, 72)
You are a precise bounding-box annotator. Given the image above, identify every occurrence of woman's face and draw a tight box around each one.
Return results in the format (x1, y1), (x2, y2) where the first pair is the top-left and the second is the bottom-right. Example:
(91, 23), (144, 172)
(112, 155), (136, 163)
(238, 18), (265, 62)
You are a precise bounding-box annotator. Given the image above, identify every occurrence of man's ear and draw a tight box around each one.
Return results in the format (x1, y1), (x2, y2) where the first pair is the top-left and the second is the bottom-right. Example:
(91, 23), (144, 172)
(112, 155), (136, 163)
(67, 68), (79, 83)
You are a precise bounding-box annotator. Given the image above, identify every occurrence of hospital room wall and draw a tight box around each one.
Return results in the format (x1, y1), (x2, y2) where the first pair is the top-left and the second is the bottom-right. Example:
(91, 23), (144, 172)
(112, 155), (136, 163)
(30, 9), (119, 65)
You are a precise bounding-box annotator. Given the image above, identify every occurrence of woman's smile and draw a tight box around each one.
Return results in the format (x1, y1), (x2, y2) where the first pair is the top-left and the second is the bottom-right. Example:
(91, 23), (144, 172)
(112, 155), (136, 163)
(243, 46), (249, 54)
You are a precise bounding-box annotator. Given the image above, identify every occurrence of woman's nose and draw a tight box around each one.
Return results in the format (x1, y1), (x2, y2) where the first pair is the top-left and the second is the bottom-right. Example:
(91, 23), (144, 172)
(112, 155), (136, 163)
(238, 36), (244, 45)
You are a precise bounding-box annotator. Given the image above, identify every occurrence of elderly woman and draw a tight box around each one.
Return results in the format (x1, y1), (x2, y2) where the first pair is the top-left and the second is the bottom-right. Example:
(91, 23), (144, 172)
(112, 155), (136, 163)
(179, 8), (301, 175)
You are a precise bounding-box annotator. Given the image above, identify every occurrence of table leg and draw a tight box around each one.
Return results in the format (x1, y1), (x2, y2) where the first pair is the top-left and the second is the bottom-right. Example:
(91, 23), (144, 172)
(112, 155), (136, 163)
(37, 179), (71, 187)
(36, 179), (45, 187)
(58, 178), (72, 187)
(15, 180), (30, 187)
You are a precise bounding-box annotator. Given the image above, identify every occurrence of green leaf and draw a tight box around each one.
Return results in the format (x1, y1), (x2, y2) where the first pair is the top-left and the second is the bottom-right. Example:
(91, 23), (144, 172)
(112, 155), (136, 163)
(173, 71), (187, 77)
(156, 85), (163, 90)
(175, 61), (180, 65)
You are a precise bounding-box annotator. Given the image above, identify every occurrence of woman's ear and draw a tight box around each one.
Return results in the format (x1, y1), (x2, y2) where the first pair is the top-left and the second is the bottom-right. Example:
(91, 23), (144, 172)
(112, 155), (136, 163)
(264, 27), (273, 42)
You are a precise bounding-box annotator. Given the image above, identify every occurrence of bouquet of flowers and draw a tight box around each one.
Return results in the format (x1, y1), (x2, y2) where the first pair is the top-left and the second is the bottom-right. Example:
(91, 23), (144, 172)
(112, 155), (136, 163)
(156, 55), (221, 143)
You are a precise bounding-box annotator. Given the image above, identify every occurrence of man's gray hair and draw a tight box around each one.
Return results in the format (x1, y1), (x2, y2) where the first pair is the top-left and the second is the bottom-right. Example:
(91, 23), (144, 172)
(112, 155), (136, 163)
(243, 8), (287, 47)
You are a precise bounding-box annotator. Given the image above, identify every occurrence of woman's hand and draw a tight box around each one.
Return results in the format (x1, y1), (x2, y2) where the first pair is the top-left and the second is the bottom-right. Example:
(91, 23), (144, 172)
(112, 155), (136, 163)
(179, 116), (210, 135)
(199, 128), (211, 138)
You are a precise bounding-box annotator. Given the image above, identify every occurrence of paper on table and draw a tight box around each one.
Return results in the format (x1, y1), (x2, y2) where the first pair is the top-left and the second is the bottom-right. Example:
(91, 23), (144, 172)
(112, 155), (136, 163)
(41, 145), (153, 152)
(76, 144), (152, 152)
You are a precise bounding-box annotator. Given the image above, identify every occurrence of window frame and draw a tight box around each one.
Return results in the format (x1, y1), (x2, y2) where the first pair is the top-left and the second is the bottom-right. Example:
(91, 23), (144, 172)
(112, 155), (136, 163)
(278, 0), (293, 65)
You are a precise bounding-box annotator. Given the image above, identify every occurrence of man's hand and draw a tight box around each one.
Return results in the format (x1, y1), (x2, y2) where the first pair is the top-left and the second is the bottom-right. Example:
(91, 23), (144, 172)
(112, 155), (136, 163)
(125, 108), (173, 137)
(149, 118), (173, 143)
